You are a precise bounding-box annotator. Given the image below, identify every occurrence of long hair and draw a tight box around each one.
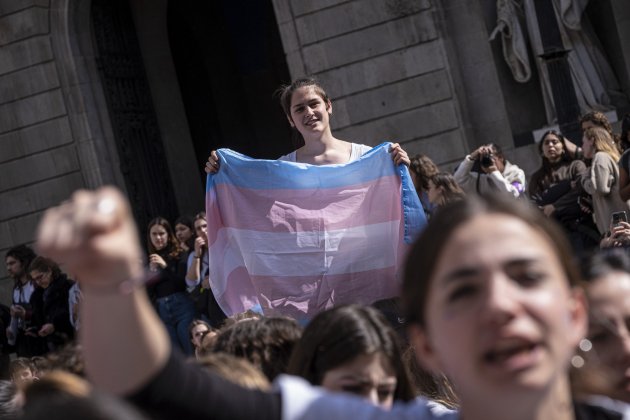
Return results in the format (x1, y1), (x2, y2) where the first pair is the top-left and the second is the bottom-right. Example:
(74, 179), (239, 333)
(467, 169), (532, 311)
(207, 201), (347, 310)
(409, 154), (439, 191)
(146, 217), (182, 259)
(27, 256), (62, 280)
(430, 172), (465, 206)
(286, 305), (415, 402)
(580, 111), (621, 153)
(528, 130), (573, 197)
(585, 126), (620, 162)
(174, 215), (195, 250)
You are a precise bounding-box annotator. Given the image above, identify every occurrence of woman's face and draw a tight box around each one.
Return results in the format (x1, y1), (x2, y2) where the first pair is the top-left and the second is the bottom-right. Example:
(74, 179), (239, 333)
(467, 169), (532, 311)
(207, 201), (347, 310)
(30, 269), (52, 289)
(288, 87), (331, 138)
(427, 180), (442, 206)
(150, 224), (168, 251)
(584, 271), (630, 403)
(411, 214), (586, 406)
(190, 324), (210, 349)
(175, 223), (193, 243)
(194, 219), (208, 243)
(582, 133), (595, 159)
(541, 134), (563, 162)
(11, 368), (35, 387)
(320, 352), (397, 409)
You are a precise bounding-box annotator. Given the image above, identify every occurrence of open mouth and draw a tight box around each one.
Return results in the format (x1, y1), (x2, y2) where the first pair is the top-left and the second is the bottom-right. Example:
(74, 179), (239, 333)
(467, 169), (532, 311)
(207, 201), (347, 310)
(484, 340), (541, 370)
(304, 116), (319, 127)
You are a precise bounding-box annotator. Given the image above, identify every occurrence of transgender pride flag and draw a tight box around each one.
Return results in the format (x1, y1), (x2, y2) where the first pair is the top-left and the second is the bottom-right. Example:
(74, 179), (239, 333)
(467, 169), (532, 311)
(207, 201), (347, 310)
(205, 142), (425, 321)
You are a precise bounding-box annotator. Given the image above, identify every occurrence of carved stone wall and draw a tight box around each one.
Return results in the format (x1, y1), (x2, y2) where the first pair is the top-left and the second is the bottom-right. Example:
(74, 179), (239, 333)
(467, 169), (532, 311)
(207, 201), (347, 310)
(271, 0), (473, 167)
(0, 0), (88, 303)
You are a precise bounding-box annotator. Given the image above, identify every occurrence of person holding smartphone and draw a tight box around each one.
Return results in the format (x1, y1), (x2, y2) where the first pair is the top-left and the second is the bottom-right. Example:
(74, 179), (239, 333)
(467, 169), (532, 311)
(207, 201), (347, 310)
(581, 127), (630, 237)
(600, 211), (630, 248)
(529, 130), (600, 253)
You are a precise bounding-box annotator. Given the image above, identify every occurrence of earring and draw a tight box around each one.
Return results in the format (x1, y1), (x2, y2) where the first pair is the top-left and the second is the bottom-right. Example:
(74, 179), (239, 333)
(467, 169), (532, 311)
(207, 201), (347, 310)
(571, 338), (592, 368)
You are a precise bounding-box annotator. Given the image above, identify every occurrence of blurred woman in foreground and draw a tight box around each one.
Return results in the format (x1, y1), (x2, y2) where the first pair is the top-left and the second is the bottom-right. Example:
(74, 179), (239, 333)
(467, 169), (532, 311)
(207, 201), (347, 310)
(37, 189), (620, 420)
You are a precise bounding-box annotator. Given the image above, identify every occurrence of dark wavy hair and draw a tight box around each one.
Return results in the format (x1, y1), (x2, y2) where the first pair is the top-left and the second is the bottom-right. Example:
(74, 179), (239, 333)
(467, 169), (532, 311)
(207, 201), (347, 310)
(580, 111), (621, 153)
(212, 317), (302, 381)
(430, 172), (465, 206)
(5, 244), (37, 287)
(27, 256), (62, 280)
(409, 154), (439, 191)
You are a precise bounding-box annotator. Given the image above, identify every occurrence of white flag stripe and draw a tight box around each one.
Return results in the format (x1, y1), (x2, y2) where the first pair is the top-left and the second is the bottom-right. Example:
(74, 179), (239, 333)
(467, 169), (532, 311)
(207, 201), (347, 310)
(209, 221), (401, 278)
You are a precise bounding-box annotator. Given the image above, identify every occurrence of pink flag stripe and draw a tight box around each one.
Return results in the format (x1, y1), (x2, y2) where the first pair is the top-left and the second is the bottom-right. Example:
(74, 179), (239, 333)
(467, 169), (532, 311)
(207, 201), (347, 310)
(205, 143), (426, 319)
(207, 174), (402, 247)
(217, 266), (399, 320)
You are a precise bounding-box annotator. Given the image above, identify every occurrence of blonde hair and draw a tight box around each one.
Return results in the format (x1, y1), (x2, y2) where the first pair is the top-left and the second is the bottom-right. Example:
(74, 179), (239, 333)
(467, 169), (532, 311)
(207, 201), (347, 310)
(585, 126), (620, 162)
(195, 353), (270, 391)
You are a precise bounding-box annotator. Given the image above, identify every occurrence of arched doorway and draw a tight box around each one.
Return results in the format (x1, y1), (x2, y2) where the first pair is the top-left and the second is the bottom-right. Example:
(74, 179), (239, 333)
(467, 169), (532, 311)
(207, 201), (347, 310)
(89, 0), (293, 234)
(167, 0), (294, 171)
(92, 0), (180, 232)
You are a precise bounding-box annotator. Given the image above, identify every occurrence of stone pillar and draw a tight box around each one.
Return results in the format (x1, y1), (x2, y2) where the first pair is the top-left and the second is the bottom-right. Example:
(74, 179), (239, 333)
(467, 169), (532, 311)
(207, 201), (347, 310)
(532, 0), (582, 143)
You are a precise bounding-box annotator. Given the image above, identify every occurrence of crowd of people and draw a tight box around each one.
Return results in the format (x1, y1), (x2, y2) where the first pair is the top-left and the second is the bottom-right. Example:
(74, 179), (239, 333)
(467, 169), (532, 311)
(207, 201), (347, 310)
(1, 77), (630, 419)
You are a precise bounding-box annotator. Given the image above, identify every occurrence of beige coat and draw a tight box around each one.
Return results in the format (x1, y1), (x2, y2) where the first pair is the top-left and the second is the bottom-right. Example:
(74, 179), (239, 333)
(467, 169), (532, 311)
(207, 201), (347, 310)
(581, 151), (630, 235)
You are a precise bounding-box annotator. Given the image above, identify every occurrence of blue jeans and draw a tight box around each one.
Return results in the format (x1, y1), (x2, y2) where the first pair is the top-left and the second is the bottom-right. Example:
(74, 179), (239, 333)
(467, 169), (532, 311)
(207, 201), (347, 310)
(156, 292), (195, 356)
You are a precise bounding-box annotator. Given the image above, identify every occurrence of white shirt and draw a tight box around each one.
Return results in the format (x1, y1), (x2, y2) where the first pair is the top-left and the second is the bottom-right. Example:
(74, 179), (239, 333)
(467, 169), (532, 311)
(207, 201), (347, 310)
(278, 143), (372, 163)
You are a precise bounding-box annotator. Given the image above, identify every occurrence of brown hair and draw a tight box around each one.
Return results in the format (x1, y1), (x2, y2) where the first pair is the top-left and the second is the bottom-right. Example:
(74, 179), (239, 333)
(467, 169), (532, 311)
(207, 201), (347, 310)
(212, 317), (302, 381)
(146, 217), (182, 259)
(9, 358), (34, 378)
(402, 194), (581, 327)
(429, 172), (465, 206)
(193, 212), (206, 224)
(188, 319), (212, 342)
(276, 77), (330, 120)
(409, 154), (439, 191)
(401, 346), (458, 409)
(27, 256), (61, 280)
(580, 111), (621, 152)
(286, 305), (415, 402)
(22, 370), (147, 420)
(45, 343), (85, 377)
(580, 111), (614, 135)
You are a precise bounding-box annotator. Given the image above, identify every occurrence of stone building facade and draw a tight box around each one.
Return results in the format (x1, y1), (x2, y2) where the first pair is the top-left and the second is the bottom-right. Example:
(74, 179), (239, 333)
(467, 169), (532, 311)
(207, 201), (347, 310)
(0, 0), (628, 304)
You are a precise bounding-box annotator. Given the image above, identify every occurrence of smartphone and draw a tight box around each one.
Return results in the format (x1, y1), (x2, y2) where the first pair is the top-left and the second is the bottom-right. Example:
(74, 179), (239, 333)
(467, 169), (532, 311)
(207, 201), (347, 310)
(611, 211), (627, 227)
